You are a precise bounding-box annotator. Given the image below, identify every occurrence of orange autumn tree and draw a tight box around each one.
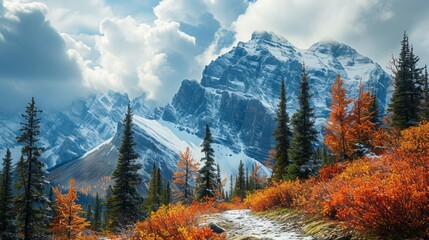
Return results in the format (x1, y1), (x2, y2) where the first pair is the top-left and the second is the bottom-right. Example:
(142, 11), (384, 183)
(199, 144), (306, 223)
(348, 81), (376, 158)
(51, 179), (89, 240)
(324, 74), (352, 161)
(172, 147), (200, 203)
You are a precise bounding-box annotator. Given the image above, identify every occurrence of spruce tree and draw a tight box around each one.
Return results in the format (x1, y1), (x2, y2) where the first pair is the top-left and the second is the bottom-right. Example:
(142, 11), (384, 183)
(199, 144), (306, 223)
(216, 163), (222, 198)
(15, 97), (49, 240)
(287, 66), (318, 180)
(156, 167), (163, 202)
(421, 65), (429, 120)
(161, 182), (171, 205)
(369, 88), (381, 127)
(229, 175), (233, 201)
(0, 148), (18, 239)
(233, 160), (245, 201)
(389, 33), (423, 129)
(106, 104), (143, 229)
(145, 165), (161, 212)
(86, 204), (93, 227)
(196, 125), (217, 200)
(273, 79), (292, 181)
(92, 193), (101, 232)
(103, 185), (113, 229)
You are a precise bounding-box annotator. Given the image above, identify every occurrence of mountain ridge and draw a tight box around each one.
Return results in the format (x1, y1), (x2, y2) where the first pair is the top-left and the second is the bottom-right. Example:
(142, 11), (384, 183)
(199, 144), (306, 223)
(0, 31), (392, 193)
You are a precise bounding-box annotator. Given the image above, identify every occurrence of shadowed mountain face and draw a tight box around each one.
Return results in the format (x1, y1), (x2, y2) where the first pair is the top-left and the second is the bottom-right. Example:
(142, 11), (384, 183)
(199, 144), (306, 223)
(2, 31), (392, 193)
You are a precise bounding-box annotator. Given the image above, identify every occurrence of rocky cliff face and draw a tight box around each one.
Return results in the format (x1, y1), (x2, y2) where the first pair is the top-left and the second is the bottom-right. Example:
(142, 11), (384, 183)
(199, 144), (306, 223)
(163, 31), (391, 162)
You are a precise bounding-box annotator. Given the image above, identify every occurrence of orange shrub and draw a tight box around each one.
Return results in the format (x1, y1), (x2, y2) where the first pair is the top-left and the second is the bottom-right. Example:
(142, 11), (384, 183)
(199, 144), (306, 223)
(133, 201), (225, 240)
(245, 180), (303, 212)
(310, 150), (429, 237)
(398, 121), (429, 157)
(317, 162), (347, 181)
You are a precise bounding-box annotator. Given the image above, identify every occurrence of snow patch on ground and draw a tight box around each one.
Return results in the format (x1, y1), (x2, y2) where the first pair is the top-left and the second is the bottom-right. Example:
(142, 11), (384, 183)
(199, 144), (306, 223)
(215, 209), (313, 240)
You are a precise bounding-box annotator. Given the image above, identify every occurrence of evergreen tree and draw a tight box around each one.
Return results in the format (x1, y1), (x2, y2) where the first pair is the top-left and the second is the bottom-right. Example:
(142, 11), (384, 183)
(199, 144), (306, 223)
(216, 163), (223, 199)
(421, 65), (429, 120)
(161, 182), (171, 205)
(106, 104), (143, 229)
(92, 193), (101, 232)
(389, 33), (423, 129)
(287, 65), (318, 179)
(103, 185), (113, 229)
(369, 88), (381, 127)
(145, 165), (162, 212)
(15, 97), (50, 240)
(324, 74), (353, 161)
(196, 125), (217, 200)
(0, 148), (18, 239)
(156, 167), (163, 202)
(233, 160), (246, 201)
(86, 204), (93, 227)
(273, 79), (292, 181)
(229, 175), (233, 201)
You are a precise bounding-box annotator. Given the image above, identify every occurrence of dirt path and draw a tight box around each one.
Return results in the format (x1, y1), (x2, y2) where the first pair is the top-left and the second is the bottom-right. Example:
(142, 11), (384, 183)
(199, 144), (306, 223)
(207, 209), (313, 240)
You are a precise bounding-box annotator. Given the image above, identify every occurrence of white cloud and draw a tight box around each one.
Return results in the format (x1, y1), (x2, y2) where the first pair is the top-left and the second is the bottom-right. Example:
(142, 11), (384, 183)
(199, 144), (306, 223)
(44, 0), (112, 34)
(0, 1), (84, 111)
(233, 0), (429, 68)
(154, 0), (248, 28)
(69, 16), (200, 104)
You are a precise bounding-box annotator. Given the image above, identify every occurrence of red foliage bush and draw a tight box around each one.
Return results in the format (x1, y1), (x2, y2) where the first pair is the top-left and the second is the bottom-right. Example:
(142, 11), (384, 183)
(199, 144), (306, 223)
(246, 122), (429, 238)
(133, 201), (225, 240)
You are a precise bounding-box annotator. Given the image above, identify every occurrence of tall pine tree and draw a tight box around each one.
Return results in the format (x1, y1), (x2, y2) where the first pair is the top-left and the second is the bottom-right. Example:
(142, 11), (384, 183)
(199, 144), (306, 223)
(106, 104), (143, 229)
(92, 193), (101, 232)
(233, 160), (246, 201)
(0, 148), (18, 239)
(145, 164), (162, 212)
(389, 33), (423, 129)
(15, 97), (50, 240)
(196, 125), (217, 200)
(369, 88), (381, 127)
(161, 182), (171, 205)
(287, 65), (318, 179)
(422, 65), (429, 120)
(273, 79), (292, 181)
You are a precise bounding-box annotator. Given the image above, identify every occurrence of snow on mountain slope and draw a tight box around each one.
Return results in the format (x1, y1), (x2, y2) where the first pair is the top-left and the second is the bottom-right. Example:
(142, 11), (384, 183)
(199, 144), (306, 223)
(48, 115), (269, 194)
(0, 91), (156, 167)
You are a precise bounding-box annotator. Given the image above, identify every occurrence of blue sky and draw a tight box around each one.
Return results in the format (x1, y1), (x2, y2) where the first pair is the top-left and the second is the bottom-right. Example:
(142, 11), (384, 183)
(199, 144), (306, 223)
(0, 0), (428, 111)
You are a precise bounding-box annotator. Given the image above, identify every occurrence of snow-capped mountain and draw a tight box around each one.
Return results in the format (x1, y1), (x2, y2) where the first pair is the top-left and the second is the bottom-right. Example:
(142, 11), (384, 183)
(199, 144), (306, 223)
(1, 31), (392, 192)
(0, 91), (156, 167)
(162, 31), (391, 162)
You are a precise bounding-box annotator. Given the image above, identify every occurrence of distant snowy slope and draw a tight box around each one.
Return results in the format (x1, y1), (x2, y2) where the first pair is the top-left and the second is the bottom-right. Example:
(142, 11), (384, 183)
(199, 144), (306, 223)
(48, 115), (269, 193)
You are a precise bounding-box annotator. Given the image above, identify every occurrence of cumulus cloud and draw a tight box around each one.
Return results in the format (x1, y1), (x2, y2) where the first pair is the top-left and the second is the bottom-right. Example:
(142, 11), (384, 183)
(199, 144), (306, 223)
(44, 0), (112, 34)
(233, 0), (429, 67)
(73, 17), (200, 103)
(0, 1), (84, 111)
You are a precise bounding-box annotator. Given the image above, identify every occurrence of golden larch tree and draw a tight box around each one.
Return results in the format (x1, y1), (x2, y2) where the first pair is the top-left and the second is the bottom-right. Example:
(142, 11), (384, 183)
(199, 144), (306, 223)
(172, 147), (200, 203)
(348, 81), (376, 158)
(50, 179), (89, 240)
(324, 74), (353, 161)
